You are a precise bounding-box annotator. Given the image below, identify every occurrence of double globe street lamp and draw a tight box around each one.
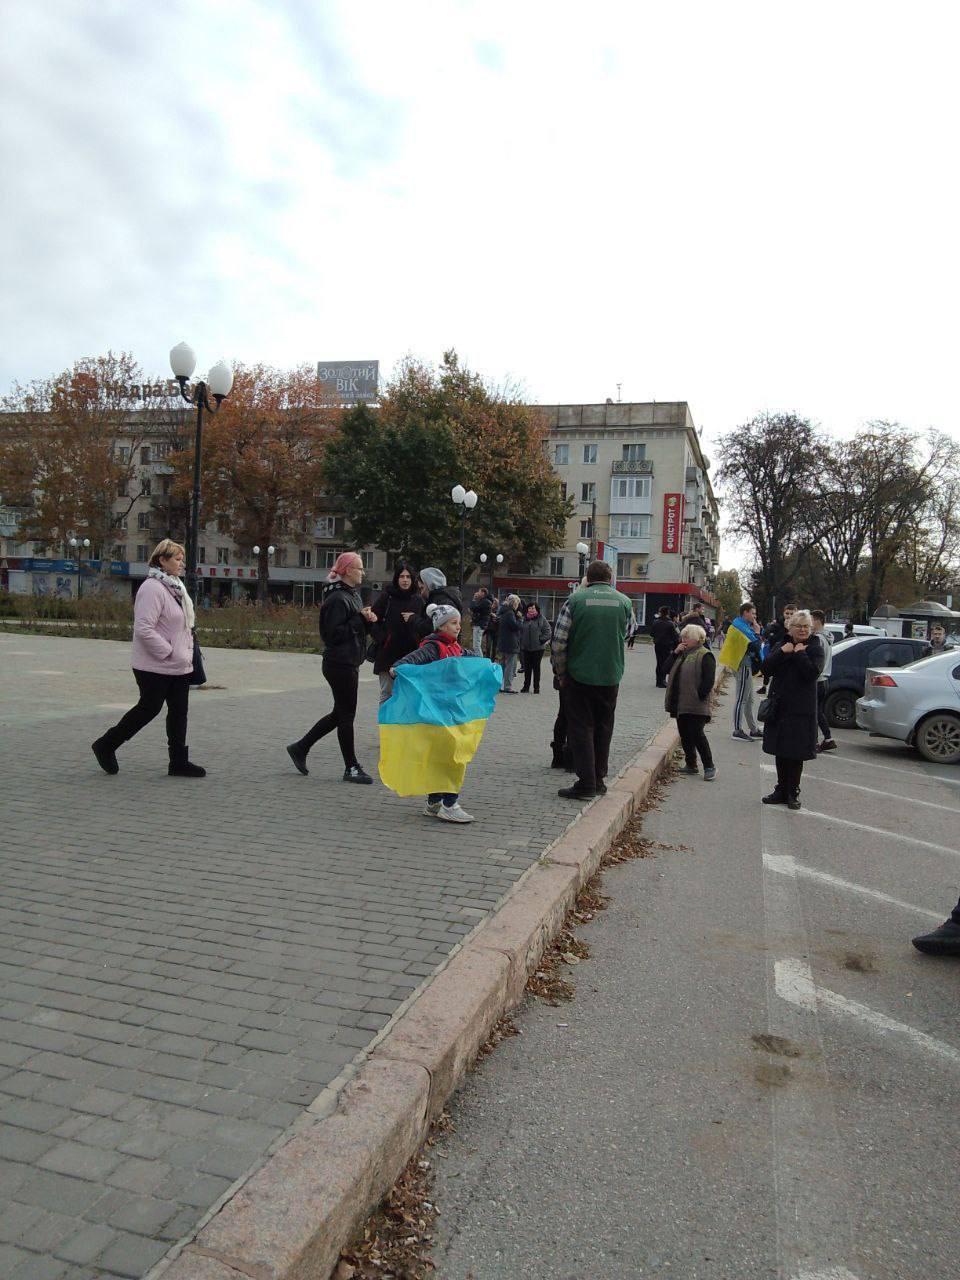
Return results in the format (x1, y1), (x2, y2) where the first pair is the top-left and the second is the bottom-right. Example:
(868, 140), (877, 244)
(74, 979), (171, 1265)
(576, 540), (590, 580)
(169, 342), (234, 602)
(479, 551), (503, 592)
(69, 536), (90, 600)
(451, 484), (478, 595)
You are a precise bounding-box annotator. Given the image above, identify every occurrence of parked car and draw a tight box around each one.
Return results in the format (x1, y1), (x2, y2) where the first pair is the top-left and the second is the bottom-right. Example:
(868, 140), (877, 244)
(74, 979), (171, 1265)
(856, 650), (960, 763)
(823, 635), (932, 728)
(824, 623), (884, 645)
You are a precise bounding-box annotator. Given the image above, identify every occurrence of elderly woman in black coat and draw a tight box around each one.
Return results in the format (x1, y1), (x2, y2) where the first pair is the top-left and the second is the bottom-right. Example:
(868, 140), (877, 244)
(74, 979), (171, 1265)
(760, 609), (824, 810)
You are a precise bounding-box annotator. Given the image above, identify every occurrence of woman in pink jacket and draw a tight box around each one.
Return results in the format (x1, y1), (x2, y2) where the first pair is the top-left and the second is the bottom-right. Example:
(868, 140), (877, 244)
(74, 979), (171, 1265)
(91, 539), (205, 777)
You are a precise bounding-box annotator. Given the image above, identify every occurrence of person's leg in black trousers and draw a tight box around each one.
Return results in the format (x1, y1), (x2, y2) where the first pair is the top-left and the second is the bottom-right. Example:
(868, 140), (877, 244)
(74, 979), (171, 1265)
(93, 671), (201, 775)
(775, 756), (803, 806)
(551, 682), (569, 768)
(289, 660), (362, 775)
(562, 677), (597, 794)
(521, 652), (533, 692)
(591, 684), (619, 790)
(677, 714), (699, 769)
(529, 650), (543, 693)
(655, 647), (670, 687)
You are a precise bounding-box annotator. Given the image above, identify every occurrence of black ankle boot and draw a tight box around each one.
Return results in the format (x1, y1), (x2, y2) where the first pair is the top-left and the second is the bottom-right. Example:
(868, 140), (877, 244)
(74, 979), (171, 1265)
(786, 790), (802, 811)
(92, 736), (120, 775)
(168, 747), (206, 778)
(762, 788), (787, 805)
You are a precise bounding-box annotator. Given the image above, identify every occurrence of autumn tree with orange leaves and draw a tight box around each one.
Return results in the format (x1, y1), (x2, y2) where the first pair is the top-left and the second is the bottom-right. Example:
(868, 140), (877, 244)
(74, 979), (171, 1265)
(0, 351), (182, 567)
(322, 351), (570, 577)
(168, 363), (336, 601)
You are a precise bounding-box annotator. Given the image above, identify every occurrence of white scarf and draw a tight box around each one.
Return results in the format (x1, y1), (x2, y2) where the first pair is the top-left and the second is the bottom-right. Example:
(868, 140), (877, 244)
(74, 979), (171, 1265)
(148, 567), (196, 630)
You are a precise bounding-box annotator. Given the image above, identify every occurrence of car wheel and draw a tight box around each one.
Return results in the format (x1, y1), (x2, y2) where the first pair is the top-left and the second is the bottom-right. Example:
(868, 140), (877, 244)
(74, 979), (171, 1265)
(914, 713), (960, 765)
(825, 690), (857, 729)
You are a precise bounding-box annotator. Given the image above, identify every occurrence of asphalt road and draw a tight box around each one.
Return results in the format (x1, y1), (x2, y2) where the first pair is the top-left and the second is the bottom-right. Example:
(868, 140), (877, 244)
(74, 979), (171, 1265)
(430, 697), (960, 1280)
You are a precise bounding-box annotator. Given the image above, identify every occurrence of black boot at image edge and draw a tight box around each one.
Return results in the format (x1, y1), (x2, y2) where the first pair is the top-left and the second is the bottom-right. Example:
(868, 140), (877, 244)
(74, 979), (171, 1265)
(168, 747), (206, 778)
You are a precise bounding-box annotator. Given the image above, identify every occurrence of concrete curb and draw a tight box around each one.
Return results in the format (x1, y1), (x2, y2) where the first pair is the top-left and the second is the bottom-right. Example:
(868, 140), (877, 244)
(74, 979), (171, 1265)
(156, 718), (681, 1280)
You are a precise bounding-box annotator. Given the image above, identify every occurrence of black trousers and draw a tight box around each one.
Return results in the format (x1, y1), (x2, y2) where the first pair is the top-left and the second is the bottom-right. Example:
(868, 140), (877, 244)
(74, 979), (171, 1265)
(105, 669), (190, 752)
(816, 682), (830, 739)
(564, 677), (619, 791)
(677, 713), (713, 769)
(654, 646), (672, 687)
(297, 659), (359, 767)
(775, 757), (804, 795)
(521, 650), (544, 692)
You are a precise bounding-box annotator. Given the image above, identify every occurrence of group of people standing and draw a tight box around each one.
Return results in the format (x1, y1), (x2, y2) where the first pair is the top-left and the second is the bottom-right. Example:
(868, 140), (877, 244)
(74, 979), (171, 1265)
(467, 587), (552, 694)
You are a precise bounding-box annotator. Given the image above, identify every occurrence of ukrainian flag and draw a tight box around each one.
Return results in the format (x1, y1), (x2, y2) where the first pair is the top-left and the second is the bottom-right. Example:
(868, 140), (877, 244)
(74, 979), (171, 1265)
(719, 623), (750, 671)
(378, 659), (502, 796)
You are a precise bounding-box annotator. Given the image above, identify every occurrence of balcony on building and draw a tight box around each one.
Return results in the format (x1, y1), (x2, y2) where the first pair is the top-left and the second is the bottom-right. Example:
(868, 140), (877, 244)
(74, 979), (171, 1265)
(611, 458), (654, 475)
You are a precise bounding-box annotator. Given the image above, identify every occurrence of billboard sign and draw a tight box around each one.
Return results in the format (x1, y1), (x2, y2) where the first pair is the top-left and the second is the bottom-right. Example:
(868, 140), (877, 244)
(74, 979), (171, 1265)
(662, 493), (684, 554)
(317, 361), (379, 404)
(602, 541), (619, 587)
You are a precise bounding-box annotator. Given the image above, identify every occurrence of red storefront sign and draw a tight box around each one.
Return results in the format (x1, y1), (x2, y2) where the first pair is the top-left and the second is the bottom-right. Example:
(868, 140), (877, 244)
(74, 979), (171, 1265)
(662, 493), (684, 554)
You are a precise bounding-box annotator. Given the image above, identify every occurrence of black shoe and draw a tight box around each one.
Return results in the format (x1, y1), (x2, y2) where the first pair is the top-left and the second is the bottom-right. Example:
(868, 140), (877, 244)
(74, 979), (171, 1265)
(287, 743), (309, 775)
(168, 749), (206, 778)
(749, 729), (764, 739)
(912, 921), (960, 957)
(762, 789), (787, 805)
(786, 792), (801, 811)
(343, 764), (373, 784)
(520, 687), (530, 693)
(92, 737), (119, 775)
(596, 782), (608, 795)
(558, 784), (597, 801)
(820, 738), (838, 752)
(680, 764), (699, 775)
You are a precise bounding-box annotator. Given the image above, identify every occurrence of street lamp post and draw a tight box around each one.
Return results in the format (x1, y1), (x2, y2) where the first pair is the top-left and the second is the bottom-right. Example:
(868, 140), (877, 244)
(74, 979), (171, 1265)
(479, 551), (503, 592)
(576, 540), (589, 581)
(251, 545), (276, 604)
(69, 537), (90, 600)
(451, 484), (478, 596)
(170, 342), (234, 603)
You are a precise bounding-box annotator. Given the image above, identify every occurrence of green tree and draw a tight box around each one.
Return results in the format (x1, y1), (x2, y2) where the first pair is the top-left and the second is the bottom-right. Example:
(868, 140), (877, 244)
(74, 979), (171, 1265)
(713, 568), (744, 622)
(322, 352), (570, 581)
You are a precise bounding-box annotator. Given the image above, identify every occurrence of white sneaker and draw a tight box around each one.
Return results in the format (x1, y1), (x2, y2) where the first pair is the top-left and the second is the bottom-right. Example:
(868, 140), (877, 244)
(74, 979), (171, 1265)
(423, 801), (441, 817)
(437, 802), (474, 823)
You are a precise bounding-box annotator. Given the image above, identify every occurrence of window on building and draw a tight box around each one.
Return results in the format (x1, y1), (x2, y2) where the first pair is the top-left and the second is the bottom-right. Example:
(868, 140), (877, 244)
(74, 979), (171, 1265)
(117, 480), (127, 498)
(140, 446), (151, 465)
(314, 515), (344, 539)
(559, 482), (567, 501)
(162, 477), (171, 495)
(617, 556), (632, 579)
(554, 444), (569, 465)
(137, 512), (150, 530)
(549, 556), (564, 576)
(611, 515), (652, 539)
(319, 547), (344, 569)
(622, 443), (646, 462)
(299, 549), (312, 568)
(274, 547), (288, 566)
(359, 550), (374, 570)
(580, 482), (596, 503)
(579, 519), (593, 539)
(136, 544), (148, 561)
(217, 547), (230, 565)
(116, 446), (129, 464)
(198, 546), (206, 564)
(614, 476), (652, 499)
(140, 477), (151, 497)
(582, 443), (597, 464)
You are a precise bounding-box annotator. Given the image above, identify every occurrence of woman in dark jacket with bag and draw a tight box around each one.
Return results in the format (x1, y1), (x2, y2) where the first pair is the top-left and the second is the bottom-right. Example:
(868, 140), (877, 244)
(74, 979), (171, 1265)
(760, 609), (823, 810)
(371, 560), (424, 703)
(664, 624), (717, 779)
(520, 604), (552, 693)
(496, 595), (523, 692)
(287, 552), (377, 783)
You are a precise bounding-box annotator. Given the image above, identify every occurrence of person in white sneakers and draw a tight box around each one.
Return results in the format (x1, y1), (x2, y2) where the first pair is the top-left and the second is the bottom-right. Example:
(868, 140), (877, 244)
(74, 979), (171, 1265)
(811, 610), (837, 752)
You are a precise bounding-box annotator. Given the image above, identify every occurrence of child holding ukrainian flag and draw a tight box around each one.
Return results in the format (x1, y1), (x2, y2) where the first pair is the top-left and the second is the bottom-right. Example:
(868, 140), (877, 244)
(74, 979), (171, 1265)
(381, 604), (501, 824)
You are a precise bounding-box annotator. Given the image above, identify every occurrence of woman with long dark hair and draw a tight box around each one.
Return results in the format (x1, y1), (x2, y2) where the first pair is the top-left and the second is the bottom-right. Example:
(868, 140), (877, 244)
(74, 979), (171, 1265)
(287, 551), (377, 783)
(371, 560), (424, 703)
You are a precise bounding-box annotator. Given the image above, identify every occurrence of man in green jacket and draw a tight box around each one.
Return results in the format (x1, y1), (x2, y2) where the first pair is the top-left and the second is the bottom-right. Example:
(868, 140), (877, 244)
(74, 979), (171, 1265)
(551, 559), (634, 800)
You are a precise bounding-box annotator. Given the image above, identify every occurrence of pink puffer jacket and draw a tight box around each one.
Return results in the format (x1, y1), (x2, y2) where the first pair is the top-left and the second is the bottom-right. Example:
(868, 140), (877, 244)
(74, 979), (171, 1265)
(130, 578), (193, 675)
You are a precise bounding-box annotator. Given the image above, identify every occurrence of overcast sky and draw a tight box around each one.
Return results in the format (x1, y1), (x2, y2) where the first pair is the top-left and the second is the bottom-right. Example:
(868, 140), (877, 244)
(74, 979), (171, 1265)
(3, 0), (958, 523)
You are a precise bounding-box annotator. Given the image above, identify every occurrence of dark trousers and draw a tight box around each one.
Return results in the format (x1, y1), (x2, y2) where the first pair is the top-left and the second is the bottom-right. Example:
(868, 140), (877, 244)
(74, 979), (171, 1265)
(564, 677), (619, 791)
(296, 659), (359, 768)
(521, 650), (544, 692)
(775, 757), (804, 795)
(654, 646), (672, 687)
(816, 682), (830, 739)
(104, 669), (190, 752)
(551, 684), (569, 763)
(677, 713), (713, 769)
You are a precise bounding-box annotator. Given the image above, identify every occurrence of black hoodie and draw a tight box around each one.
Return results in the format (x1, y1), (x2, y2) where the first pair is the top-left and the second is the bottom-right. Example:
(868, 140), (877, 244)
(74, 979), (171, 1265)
(319, 581), (369, 666)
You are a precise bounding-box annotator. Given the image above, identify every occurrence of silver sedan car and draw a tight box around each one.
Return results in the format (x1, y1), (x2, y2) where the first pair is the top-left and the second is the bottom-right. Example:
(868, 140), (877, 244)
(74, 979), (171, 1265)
(856, 650), (960, 764)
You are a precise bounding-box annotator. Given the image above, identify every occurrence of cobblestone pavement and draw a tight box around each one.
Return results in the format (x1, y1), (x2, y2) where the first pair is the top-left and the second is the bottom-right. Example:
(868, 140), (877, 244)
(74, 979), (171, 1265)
(0, 633), (667, 1279)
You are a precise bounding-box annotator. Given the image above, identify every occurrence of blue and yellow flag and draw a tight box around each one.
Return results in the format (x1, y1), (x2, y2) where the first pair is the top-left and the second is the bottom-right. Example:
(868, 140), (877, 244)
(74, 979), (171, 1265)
(378, 660), (502, 796)
(719, 623), (750, 671)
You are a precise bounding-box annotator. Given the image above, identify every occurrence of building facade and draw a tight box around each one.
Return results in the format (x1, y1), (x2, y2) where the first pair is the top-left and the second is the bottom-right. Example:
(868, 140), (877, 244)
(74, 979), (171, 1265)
(1, 398), (720, 624)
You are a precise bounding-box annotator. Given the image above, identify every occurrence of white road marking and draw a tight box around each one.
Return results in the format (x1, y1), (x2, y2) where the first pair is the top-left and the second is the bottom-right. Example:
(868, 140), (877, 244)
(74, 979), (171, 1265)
(776, 958), (960, 1067)
(763, 853), (941, 919)
(29, 669), (65, 675)
(793, 809), (957, 857)
(762, 814), (858, 1278)
(761, 764), (958, 814)
(808, 754), (960, 788)
(796, 1268), (861, 1280)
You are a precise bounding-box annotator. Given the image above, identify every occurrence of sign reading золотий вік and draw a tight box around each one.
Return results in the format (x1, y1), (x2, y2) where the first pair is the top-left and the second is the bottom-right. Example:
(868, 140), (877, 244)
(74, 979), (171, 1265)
(662, 492), (684, 554)
(316, 361), (379, 404)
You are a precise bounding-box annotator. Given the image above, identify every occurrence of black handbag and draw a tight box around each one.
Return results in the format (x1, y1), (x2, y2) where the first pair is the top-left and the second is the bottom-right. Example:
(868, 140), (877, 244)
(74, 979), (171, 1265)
(189, 633), (206, 686)
(757, 694), (776, 723)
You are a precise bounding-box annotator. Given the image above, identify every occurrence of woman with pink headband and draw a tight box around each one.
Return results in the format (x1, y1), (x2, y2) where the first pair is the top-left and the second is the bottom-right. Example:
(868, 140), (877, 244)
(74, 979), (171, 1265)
(287, 551), (377, 783)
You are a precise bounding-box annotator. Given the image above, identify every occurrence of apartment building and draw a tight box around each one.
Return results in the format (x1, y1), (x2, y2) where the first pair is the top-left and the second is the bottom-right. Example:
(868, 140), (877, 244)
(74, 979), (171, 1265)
(492, 401), (720, 623)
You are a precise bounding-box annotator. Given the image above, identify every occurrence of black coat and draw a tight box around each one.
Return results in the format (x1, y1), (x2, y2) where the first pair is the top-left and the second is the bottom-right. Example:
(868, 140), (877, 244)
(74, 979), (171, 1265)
(760, 636), (824, 760)
(371, 586), (425, 674)
(470, 595), (493, 629)
(319, 581), (369, 667)
(413, 585), (464, 641)
(650, 617), (680, 651)
(496, 604), (523, 654)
